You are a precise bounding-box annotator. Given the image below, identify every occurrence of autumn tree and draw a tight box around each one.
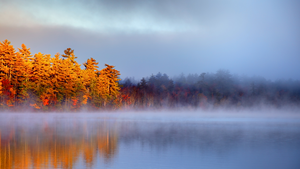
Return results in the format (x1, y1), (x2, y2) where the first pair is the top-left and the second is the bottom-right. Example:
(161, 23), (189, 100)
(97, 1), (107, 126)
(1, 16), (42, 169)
(12, 44), (33, 104)
(0, 40), (16, 81)
(93, 64), (121, 107)
(0, 40), (18, 106)
(81, 58), (99, 105)
(30, 52), (52, 108)
(0, 41), (35, 107)
(57, 48), (83, 108)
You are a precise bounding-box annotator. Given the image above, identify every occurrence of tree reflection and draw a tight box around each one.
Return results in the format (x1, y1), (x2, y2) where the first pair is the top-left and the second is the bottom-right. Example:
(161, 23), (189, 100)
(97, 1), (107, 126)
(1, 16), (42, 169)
(0, 122), (118, 169)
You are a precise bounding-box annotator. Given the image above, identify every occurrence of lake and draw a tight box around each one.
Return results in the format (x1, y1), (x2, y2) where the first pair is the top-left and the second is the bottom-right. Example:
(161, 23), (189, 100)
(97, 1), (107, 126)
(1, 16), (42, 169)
(1, 111), (300, 169)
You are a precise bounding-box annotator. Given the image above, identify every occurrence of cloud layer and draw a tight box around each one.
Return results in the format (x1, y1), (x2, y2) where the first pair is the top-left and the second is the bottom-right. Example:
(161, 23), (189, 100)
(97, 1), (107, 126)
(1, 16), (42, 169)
(0, 0), (299, 80)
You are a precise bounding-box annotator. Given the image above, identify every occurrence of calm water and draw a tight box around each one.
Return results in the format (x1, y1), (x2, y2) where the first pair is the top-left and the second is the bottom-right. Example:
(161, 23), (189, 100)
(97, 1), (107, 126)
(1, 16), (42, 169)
(0, 112), (300, 169)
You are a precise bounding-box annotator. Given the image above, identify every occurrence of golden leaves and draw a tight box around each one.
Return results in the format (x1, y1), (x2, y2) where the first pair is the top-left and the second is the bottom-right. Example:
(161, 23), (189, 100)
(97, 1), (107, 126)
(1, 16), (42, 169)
(0, 40), (122, 110)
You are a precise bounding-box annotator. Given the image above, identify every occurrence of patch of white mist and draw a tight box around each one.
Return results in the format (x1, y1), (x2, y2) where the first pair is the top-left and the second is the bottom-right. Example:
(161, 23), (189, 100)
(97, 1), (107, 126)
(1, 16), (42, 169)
(1, 107), (300, 125)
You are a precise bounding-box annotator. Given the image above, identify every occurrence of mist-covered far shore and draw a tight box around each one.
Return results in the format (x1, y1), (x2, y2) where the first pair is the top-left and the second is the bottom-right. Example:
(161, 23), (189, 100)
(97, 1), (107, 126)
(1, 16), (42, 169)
(118, 70), (300, 110)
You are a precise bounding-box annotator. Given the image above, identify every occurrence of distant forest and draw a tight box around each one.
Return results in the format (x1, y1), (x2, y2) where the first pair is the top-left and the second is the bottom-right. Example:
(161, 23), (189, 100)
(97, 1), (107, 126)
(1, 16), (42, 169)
(120, 71), (300, 109)
(1, 40), (300, 111)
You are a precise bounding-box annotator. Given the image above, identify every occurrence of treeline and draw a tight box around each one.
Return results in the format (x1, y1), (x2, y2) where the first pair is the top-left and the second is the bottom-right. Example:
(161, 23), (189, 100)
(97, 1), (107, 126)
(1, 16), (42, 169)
(0, 40), (121, 111)
(1, 39), (299, 111)
(120, 71), (300, 109)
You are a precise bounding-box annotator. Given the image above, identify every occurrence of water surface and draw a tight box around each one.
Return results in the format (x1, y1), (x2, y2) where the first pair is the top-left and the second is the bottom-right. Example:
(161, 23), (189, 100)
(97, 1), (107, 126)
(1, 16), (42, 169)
(0, 112), (300, 169)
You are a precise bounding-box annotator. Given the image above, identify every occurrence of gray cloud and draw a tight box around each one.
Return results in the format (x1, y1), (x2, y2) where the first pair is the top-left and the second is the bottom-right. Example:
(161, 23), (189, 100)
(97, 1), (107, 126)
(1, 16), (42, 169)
(0, 0), (299, 80)
(0, 0), (232, 34)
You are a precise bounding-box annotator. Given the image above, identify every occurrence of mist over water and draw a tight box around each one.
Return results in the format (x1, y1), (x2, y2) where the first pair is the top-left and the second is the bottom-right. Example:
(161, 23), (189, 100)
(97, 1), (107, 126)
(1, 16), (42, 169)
(1, 110), (300, 169)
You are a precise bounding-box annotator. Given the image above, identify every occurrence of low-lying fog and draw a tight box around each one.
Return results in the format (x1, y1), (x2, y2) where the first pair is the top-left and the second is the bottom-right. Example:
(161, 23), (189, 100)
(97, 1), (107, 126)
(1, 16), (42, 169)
(1, 108), (300, 123)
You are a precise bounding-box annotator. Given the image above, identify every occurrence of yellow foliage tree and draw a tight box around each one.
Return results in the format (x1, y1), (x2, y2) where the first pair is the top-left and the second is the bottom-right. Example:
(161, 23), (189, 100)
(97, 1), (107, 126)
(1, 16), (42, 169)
(57, 48), (83, 108)
(93, 64), (121, 107)
(100, 64), (121, 97)
(82, 58), (99, 105)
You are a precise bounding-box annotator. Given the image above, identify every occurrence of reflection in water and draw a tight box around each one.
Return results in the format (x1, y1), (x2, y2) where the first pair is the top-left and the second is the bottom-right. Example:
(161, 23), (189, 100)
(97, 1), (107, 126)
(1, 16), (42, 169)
(0, 121), (118, 169)
(0, 113), (300, 169)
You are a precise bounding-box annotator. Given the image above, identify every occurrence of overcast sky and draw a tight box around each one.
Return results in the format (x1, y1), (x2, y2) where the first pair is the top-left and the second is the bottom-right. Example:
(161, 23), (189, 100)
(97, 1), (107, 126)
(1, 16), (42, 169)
(1, 0), (299, 80)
